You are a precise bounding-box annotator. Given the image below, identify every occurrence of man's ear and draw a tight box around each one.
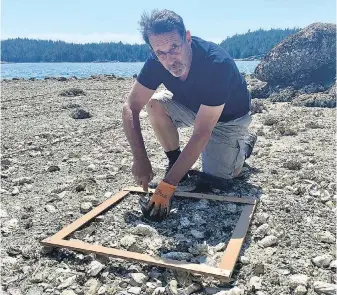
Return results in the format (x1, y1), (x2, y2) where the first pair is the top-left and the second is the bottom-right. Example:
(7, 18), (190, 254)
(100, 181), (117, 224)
(185, 30), (192, 44)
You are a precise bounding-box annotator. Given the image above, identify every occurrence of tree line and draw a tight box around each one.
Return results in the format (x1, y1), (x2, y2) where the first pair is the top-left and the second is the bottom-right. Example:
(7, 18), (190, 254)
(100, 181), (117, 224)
(1, 28), (301, 62)
(219, 27), (300, 59)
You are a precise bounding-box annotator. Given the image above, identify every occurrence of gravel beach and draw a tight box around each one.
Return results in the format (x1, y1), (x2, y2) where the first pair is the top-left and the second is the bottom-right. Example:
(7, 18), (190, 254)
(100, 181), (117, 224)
(1, 76), (336, 295)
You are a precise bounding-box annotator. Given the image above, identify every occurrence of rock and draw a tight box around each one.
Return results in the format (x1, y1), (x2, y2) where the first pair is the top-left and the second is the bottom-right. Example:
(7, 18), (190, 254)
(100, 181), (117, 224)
(313, 281), (337, 295)
(239, 256), (250, 265)
(7, 287), (23, 295)
(130, 273), (148, 286)
(294, 285), (307, 295)
(188, 243), (209, 255)
(12, 176), (34, 185)
(58, 275), (77, 289)
(7, 246), (22, 256)
(25, 286), (43, 295)
(70, 108), (92, 119)
(249, 276), (262, 290)
(192, 214), (207, 225)
(45, 204), (57, 213)
(253, 263), (265, 275)
(319, 231), (335, 243)
(330, 260), (337, 269)
(98, 286), (108, 294)
(250, 99), (267, 114)
(128, 287), (141, 294)
(213, 242), (226, 252)
(84, 279), (101, 295)
(194, 199), (209, 210)
(161, 252), (193, 261)
(3, 256), (18, 266)
(0, 208), (8, 218)
(254, 213), (269, 225)
(11, 187), (20, 195)
(269, 86), (296, 102)
(120, 235), (137, 249)
(132, 224), (158, 236)
(292, 93), (336, 108)
(298, 82), (325, 94)
(81, 202), (93, 213)
(183, 283), (202, 295)
(312, 254), (333, 268)
(61, 290), (77, 295)
(47, 165), (60, 172)
(87, 164), (98, 172)
(104, 191), (113, 198)
(83, 195), (100, 206)
(289, 274), (309, 288)
(180, 217), (191, 227)
(60, 88), (86, 97)
(247, 77), (270, 98)
(258, 235), (278, 248)
(284, 160), (302, 170)
(226, 203), (237, 213)
(31, 270), (48, 283)
(191, 230), (204, 239)
(255, 223), (269, 238)
(166, 279), (178, 295)
(255, 23), (336, 88)
(87, 260), (104, 276)
(152, 287), (166, 295)
(214, 286), (244, 294)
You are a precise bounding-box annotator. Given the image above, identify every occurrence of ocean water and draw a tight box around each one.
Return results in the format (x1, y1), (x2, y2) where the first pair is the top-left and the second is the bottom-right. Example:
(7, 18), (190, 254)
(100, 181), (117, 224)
(1, 60), (260, 80)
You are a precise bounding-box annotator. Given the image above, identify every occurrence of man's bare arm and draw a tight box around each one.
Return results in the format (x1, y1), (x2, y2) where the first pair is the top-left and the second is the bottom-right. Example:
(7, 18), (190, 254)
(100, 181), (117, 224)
(164, 103), (225, 185)
(122, 81), (156, 160)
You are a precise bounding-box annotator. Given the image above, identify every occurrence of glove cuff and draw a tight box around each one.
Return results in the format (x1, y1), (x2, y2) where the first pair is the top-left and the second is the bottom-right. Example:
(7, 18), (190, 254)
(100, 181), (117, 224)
(158, 180), (177, 194)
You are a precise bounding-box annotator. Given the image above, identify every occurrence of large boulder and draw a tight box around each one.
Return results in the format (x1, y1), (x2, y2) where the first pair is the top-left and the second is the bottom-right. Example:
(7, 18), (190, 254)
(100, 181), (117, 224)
(255, 23), (336, 88)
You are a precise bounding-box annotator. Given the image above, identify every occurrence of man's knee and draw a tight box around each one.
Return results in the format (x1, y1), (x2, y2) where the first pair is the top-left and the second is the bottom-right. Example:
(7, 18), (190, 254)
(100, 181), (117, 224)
(146, 98), (168, 117)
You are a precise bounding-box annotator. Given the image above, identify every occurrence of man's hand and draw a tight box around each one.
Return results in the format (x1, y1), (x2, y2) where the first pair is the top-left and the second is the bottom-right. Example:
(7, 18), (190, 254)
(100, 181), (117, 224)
(132, 157), (154, 191)
(140, 180), (176, 221)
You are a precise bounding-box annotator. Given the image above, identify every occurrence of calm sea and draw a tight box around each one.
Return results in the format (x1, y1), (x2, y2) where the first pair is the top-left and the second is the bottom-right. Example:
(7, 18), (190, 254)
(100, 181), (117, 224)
(1, 61), (260, 80)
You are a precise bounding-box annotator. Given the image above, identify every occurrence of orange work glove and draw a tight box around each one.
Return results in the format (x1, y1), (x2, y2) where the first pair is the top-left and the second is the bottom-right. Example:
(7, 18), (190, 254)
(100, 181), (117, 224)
(140, 180), (176, 222)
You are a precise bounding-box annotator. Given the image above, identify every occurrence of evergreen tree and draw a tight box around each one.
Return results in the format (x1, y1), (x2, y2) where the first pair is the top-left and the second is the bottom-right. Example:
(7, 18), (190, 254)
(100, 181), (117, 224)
(1, 28), (301, 62)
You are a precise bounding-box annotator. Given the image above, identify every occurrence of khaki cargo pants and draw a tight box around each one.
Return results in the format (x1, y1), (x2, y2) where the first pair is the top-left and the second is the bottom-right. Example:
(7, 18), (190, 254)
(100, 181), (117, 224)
(152, 90), (252, 179)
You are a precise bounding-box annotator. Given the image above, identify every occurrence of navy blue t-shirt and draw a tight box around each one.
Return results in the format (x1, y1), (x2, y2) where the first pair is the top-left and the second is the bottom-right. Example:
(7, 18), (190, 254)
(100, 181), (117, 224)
(137, 36), (250, 123)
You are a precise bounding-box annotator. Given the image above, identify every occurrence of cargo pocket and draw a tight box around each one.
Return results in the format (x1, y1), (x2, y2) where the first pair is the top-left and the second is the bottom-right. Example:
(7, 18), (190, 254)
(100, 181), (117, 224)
(234, 140), (246, 174)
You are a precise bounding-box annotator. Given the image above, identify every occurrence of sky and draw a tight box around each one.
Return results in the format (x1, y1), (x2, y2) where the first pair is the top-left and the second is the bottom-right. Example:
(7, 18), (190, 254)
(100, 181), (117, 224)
(1, 0), (336, 44)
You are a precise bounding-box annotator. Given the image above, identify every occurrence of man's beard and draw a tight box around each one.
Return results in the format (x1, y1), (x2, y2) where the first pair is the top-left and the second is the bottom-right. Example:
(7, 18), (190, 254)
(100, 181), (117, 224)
(168, 61), (186, 77)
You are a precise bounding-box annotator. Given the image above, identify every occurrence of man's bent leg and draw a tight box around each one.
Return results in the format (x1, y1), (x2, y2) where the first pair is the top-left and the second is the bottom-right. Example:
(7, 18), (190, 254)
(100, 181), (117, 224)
(202, 113), (253, 179)
(146, 92), (179, 152)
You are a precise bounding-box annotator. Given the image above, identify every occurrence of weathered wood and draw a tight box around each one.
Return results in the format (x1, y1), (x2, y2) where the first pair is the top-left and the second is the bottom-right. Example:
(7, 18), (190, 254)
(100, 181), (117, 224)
(123, 186), (256, 205)
(219, 203), (257, 275)
(42, 238), (231, 280)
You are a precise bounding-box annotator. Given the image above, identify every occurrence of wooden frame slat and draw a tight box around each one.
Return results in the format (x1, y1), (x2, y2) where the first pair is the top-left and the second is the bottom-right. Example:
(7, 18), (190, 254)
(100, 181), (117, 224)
(48, 190), (129, 241)
(124, 186), (255, 205)
(219, 203), (256, 276)
(42, 238), (231, 279)
(41, 187), (258, 281)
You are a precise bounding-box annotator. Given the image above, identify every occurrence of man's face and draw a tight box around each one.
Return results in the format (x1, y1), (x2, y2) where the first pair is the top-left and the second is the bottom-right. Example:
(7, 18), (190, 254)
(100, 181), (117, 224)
(149, 30), (192, 78)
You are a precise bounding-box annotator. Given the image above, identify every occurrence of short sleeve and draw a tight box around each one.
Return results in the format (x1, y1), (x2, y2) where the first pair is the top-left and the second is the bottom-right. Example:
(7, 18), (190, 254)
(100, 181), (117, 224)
(137, 56), (163, 90)
(201, 59), (234, 106)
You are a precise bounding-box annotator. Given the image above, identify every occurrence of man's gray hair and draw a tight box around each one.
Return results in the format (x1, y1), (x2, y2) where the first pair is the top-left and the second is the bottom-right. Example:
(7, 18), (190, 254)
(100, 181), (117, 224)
(139, 9), (186, 45)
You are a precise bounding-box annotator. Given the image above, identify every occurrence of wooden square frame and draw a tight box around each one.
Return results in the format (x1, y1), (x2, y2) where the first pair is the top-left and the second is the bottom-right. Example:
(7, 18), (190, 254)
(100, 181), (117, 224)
(41, 187), (257, 281)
